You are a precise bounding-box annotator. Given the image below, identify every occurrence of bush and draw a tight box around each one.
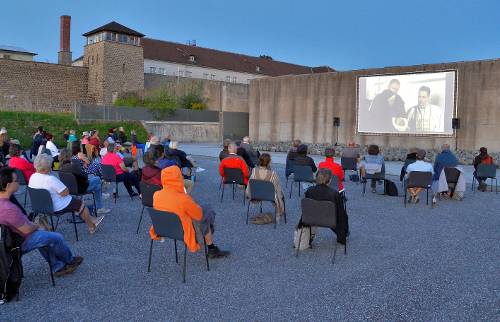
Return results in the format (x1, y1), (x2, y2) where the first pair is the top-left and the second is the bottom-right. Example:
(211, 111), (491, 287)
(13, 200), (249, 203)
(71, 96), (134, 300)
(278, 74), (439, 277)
(178, 92), (207, 110)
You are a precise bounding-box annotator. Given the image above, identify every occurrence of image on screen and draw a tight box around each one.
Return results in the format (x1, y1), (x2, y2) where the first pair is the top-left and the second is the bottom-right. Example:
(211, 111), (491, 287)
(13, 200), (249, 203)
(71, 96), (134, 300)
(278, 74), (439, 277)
(357, 71), (456, 135)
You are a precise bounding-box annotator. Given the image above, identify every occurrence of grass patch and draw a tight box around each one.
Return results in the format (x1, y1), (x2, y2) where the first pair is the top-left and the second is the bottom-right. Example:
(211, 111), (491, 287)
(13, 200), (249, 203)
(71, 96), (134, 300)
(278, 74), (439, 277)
(0, 111), (148, 148)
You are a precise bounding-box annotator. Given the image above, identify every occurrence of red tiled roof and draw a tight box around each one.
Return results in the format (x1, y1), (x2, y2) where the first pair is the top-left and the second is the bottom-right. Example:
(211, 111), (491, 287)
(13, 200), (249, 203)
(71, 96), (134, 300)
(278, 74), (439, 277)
(142, 38), (334, 76)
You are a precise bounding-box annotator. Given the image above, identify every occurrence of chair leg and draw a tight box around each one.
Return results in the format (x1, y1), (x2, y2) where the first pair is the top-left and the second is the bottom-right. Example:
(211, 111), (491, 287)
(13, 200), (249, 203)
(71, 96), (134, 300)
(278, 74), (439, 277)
(174, 239), (178, 264)
(295, 228), (303, 257)
(43, 246), (55, 287)
(246, 201), (251, 224)
(243, 186), (246, 205)
(147, 239), (153, 272)
(404, 188), (407, 207)
(332, 240), (338, 265)
(426, 188), (429, 206)
(24, 190), (27, 208)
(136, 206), (145, 234)
(114, 183), (118, 204)
(203, 237), (210, 271)
(182, 244), (187, 283)
(362, 180), (366, 195)
(273, 207), (277, 229)
(283, 197), (287, 224)
(289, 182), (293, 199)
(72, 212), (79, 242)
(298, 181), (301, 197)
(232, 183), (235, 200)
(344, 241), (347, 255)
(92, 192), (97, 217)
(220, 184), (225, 202)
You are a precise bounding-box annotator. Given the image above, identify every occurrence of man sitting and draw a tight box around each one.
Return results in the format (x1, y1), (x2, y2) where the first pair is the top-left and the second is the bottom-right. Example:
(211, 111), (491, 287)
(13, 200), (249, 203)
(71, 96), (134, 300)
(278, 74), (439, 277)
(150, 166), (229, 258)
(101, 143), (141, 197)
(405, 149), (433, 203)
(0, 168), (83, 277)
(219, 139), (232, 161)
(219, 143), (249, 186)
(240, 136), (260, 167)
(433, 144), (459, 199)
(318, 148), (344, 192)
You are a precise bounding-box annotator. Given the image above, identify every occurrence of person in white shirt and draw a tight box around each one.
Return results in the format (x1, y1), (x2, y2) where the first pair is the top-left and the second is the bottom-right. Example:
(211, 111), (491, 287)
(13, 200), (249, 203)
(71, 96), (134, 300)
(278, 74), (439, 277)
(28, 153), (104, 234)
(405, 149), (433, 203)
(406, 86), (444, 133)
(44, 133), (60, 162)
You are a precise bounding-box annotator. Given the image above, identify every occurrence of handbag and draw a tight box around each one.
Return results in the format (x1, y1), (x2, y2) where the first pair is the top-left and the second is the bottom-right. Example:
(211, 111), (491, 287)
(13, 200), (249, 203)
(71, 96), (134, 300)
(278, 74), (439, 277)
(293, 226), (311, 250)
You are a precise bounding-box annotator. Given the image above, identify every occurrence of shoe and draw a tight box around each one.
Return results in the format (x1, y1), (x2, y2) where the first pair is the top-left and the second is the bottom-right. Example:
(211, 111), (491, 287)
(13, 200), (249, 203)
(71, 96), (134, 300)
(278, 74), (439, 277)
(54, 256), (83, 277)
(371, 188), (376, 193)
(97, 208), (111, 214)
(130, 192), (139, 198)
(207, 246), (230, 259)
(89, 215), (105, 234)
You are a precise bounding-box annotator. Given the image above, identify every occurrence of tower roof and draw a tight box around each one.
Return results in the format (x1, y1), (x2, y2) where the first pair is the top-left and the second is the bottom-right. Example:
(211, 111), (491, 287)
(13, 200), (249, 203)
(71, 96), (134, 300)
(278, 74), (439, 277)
(83, 21), (145, 37)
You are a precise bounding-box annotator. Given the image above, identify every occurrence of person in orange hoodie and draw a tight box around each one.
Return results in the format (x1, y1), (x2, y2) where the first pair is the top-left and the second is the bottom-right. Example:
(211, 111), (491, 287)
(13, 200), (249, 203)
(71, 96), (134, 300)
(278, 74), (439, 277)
(219, 142), (249, 185)
(150, 166), (230, 258)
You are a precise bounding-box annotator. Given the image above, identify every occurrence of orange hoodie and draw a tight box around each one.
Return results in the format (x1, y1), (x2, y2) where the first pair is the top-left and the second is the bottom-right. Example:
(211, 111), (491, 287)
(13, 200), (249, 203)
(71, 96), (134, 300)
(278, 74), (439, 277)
(150, 166), (203, 252)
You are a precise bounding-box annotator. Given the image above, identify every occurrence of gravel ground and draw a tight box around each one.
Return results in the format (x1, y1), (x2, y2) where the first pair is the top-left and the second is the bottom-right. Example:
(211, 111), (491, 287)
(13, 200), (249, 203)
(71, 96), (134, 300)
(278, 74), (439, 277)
(1, 156), (499, 322)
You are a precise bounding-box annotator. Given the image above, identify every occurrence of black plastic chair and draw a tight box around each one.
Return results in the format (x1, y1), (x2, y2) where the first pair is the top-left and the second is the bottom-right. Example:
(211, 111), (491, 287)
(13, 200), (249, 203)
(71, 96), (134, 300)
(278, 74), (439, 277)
(472, 164), (497, 193)
(329, 174), (340, 191)
(362, 164), (386, 195)
(220, 168), (247, 204)
(341, 157), (359, 183)
(58, 171), (97, 216)
(444, 167), (461, 197)
(13, 168), (28, 207)
(27, 187), (81, 241)
(136, 182), (162, 233)
(246, 179), (287, 228)
(404, 171), (433, 207)
(296, 198), (347, 264)
(147, 208), (209, 283)
(289, 165), (315, 198)
(101, 164), (119, 203)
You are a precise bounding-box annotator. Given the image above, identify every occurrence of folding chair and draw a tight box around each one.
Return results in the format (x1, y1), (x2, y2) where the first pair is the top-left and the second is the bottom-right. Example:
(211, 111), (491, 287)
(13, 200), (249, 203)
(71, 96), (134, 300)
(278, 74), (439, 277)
(296, 198), (347, 264)
(28, 187), (82, 241)
(362, 167), (386, 195)
(246, 179), (287, 228)
(289, 165), (315, 198)
(101, 164), (128, 204)
(404, 171), (433, 207)
(136, 182), (162, 233)
(341, 157), (359, 183)
(444, 167), (461, 197)
(147, 208), (209, 283)
(220, 168), (246, 204)
(58, 172), (97, 216)
(472, 164), (498, 194)
(13, 168), (28, 207)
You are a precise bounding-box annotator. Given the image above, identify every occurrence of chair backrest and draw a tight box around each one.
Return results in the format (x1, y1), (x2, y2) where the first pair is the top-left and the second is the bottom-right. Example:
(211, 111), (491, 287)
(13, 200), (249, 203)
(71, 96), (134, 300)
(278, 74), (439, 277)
(28, 187), (54, 215)
(293, 165), (314, 182)
(101, 164), (116, 182)
(58, 171), (79, 195)
(329, 175), (339, 191)
(444, 167), (460, 184)
(140, 182), (162, 207)
(301, 198), (337, 229)
(223, 167), (245, 185)
(248, 179), (275, 202)
(407, 171), (433, 188)
(477, 164), (497, 178)
(147, 208), (184, 241)
(13, 168), (27, 186)
(341, 157), (357, 171)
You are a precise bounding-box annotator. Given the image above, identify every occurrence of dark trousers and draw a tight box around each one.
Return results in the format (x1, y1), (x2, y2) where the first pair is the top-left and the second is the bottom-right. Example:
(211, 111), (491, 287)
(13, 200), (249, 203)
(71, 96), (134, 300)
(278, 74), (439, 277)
(116, 172), (141, 196)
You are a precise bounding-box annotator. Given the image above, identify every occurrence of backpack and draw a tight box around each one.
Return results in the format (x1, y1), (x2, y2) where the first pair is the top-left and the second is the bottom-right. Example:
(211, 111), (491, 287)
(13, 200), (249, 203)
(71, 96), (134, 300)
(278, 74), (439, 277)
(0, 225), (24, 303)
(293, 226), (311, 250)
(384, 179), (399, 197)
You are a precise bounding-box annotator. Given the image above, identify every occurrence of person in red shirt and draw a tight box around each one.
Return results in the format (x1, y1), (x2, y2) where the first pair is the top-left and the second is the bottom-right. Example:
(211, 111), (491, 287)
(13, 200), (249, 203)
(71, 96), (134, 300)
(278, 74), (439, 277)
(318, 148), (345, 192)
(8, 144), (35, 182)
(101, 143), (141, 197)
(88, 130), (101, 150)
(219, 142), (249, 185)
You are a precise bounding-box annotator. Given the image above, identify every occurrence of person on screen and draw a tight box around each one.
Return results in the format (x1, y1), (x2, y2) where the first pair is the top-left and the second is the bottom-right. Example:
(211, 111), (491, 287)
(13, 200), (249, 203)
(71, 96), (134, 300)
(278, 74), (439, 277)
(407, 86), (443, 132)
(368, 79), (407, 132)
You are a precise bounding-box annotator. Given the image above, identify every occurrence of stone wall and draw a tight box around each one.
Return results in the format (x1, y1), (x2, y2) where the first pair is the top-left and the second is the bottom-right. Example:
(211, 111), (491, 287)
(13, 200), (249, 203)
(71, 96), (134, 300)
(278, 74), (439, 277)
(250, 59), (500, 154)
(0, 58), (91, 112)
(142, 121), (219, 142)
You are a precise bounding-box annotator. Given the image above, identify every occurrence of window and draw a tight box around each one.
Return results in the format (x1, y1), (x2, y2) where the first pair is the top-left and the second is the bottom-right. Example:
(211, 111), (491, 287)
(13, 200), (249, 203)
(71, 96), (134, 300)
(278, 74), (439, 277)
(178, 70), (184, 77)
(255, 65), (261, 72)
(226, 76), (231, 82)
(203, 73), (209, 79)
(158, 68), (165, 74)
(189, 55), (196, 62)
(3, 54), (11, 60)
(210, 74), (216, 80)
(185, 71), (192, 77)
(232, 76), (237, 83)
(150, 67), (156, 73)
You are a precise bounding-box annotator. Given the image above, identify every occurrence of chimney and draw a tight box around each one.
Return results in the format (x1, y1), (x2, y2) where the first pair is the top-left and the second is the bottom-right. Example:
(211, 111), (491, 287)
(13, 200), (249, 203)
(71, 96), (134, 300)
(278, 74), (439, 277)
(58, 15), (72, 65)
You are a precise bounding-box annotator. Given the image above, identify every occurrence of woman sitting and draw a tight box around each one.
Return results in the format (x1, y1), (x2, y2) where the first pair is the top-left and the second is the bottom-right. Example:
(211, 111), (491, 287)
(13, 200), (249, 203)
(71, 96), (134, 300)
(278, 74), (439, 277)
(45, 133), (60, 163)
(246, 153), (285, 224)
(473, 147), (495, 191)
(8, 144), (36, 182)
(360, 144), (385, 193)
(71, 142), (102, 178)
(141, 149), (162, 186)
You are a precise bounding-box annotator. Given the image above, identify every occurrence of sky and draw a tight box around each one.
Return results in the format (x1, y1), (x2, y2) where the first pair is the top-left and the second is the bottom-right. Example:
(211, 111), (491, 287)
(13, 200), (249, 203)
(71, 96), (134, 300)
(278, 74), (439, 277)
(1, 0), (499, 71)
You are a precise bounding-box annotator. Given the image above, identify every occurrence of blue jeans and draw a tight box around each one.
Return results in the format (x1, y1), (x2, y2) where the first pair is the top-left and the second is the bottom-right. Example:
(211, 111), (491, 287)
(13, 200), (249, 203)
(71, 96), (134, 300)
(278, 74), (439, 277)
(86, 175), (103, 209)
(22, 230), (74, 272)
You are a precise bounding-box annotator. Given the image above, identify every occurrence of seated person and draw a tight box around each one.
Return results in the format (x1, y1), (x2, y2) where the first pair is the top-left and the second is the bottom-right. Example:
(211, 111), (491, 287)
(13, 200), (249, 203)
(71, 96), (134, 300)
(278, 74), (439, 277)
(141, 149), (162, 186)
(360, 144), (385, 193)
(292, 144), (317, 173)
(165, 141), (193, 168)
(0, 168), (84, 277)
(318, 148), (344, 192)
(341, 141), (360, 161)
(150, 144), (178, 170)
(219, 139), (232, 161)
(28, 154), (104, 233)
(240, 136), (260, 167)
(219, 143), (249, 185)
(473, 147), (495, 192)
(400, 148), (418, 182)
(101, 143), (141, 197)
(8, 144), (35, 182)
(285, 139), (302, 179)
(150, 166), (229, 258)
(433, 144), (459, 198)
(59, 148), (110, 215)
(44, 133), (60, 163)
(303, 168), (349, 245)
(405, 149), (433, 204)
(235, 140), (254, 168)
(72, 142), (102, 178)
(245, 153), (285, 223)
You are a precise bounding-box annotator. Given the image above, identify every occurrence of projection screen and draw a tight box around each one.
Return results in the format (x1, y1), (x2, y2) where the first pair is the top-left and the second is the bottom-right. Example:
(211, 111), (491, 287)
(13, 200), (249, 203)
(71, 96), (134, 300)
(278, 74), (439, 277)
(357, 71), (456, 135)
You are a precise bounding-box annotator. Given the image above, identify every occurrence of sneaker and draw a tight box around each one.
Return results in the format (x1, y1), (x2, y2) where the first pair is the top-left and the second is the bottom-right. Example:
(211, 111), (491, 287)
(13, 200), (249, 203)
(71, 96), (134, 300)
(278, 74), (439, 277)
(97, 208), (111, 214)
(89, 215), (105, 234)
(129, 192), (139, 198)
(207, 246), (230, 259)
(54, 256), (83, 277)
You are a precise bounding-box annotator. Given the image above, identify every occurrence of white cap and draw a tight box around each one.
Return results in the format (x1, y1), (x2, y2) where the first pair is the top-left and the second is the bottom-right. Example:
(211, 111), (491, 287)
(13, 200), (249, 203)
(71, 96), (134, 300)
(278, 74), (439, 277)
(0, 127), (7, 135)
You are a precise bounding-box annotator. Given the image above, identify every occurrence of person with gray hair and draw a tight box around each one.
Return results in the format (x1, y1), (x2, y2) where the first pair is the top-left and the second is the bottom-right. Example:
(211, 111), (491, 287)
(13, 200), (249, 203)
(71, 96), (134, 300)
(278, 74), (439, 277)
(28, 154), (105, 234)
(165, 141), (193, 169)
(219, 142), (250, 185)
(240, 136), (260, 166)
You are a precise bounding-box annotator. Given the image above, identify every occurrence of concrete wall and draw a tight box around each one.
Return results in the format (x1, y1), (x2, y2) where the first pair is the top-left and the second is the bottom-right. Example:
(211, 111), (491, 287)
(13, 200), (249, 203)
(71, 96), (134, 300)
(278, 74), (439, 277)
(250, 59), (500, 152)
(142, 121), (219, 142)
(144, 74), (249, 113)
(0, 58), (91, 112)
